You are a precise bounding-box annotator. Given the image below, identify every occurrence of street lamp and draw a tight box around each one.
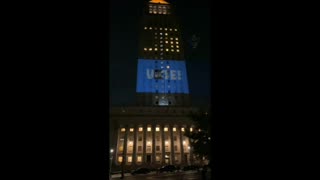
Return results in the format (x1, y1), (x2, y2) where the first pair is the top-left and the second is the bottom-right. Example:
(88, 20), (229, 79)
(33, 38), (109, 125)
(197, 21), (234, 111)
(109, 149), (114, 179)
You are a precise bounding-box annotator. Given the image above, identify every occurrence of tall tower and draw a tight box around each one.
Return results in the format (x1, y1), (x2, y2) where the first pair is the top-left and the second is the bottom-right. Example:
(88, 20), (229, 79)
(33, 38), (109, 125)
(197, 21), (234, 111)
(136, 0), (191, 107)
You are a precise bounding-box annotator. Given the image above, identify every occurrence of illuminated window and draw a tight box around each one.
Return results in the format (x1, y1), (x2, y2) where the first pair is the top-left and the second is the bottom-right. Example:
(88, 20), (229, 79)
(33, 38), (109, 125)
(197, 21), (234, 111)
(175, 29), (177, 31)
(183, 140), (186, 145)
(166, 65), (170, 69)
(156, 127), (160, 131)
(165, 33), (168, 36)
(121, 128), (125, 132)
(165, 141), (169, 144)
(176, 49), (180, 52)
(165, 49), (169, 52)
(170, 37), (173, 40)
(181, 127), (185, 132)
(149, 27), (152, 30)
(160, 33), (162, 35)
(160, 37), (163, 39)
(118, 156), (123, 163)
(160, 41), (163, 43)
(139, 127), (143, 132)
(160, 44), (163, 47)
(147, 127), (151, 131)
(130, 128), (134, 132)
(160, 48), (163, 51)
(165, 28), (167, 31)
(190, 128), (193, 132)
(176, 42), (179, 44)
(165, 41), (168, 44)
(164, 127), (168, 131)
(175, 38), (178, 40)
(173, 127), (176, 132)
(171, 49), (174, 52)
(137, 156), (142, 162)
(149, 48), (152, 51)
(170, 28), (172, 31)
(127, 156), (132, 163)
(171, 45), (174, 48)
(163, 11), (167, 14)
(156, 155), (160, 162)
(144, 48), (147, 51)
(176, 45), (179, 48)
(153, 11), (157, 14)
(160, 28), (162, 30)
(144, 27), (147, 30)
(155, 48), (158, 51)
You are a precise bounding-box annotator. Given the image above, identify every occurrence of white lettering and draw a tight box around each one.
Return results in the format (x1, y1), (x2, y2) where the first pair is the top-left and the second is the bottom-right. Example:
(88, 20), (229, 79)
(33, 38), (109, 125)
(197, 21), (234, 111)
(146, 69), (154, 79)
(170, 70), (177, 80)
(177, 70), (182, 80)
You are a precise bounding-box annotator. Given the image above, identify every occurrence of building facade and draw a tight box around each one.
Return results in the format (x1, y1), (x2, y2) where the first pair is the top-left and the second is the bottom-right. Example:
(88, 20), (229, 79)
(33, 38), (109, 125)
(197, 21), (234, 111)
(110, 0), (203, 170)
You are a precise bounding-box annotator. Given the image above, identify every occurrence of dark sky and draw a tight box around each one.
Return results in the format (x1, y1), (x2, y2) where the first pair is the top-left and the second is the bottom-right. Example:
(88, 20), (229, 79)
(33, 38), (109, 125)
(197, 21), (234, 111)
(109, 0), (211, 107)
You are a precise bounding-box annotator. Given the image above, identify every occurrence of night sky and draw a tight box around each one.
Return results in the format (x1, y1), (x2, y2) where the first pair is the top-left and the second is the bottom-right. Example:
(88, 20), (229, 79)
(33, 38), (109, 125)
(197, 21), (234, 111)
(109, 0), (211, 107)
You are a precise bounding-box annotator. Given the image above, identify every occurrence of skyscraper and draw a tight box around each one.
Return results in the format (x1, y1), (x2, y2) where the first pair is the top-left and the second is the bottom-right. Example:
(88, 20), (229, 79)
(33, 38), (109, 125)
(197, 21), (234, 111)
(136, 0), (191, 106)
(110, 0), (204, 170)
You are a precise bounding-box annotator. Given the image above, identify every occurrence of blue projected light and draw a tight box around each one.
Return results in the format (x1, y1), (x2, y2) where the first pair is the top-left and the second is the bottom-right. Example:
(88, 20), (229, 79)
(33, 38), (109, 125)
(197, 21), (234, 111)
(136, 59), (189, 94)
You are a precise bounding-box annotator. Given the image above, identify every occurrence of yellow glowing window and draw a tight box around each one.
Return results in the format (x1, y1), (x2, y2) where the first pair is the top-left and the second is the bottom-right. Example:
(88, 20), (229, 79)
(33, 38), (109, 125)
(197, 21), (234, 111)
(176, 45), (179, 48)
(118, 156), (123, 163)
(156, 127), (160, 131)
(127, 156), (132, 163)
(173, 127), (176, 132)
(139, 127), (143, 132)
(155, 48), (158, 51)
(165, 41), (168, 44)
(165, 141), (169, 144)
(170, 41), (173, 44)
(175, 29), (177, 31)
(160, 33), (162, 35)
(121, 128), (125, 132)
(164, 127), (168, 131)
(175, 38), (178, 40)
(171, 49), (174, 52)
(163, 11), (167, 14)
(160, 28), (162, 30)
(181, 127), (185, 132)
(170, 38), (173, 40)
(147, 127), (151, 131)
(176, 42), (179, 44)
(118, 146), (123, 151)
(137, 156), (142, 162)
(153, 11), (157, 14)
(165, 49), (169, 51)
(144, 48), (147, 51)
(183, 141), (186, 145)
(144, 27), (147, 30)
(149, 27), (152, 30)
(170, 28), (172, 31)
(171, 45), (174, 48)
(190, 128), (193, 132)
(177, 49), (180, 52)
(149, 48), (152, 51)
(165, 28), (167, 31)
(130, 128), (134, 132)
(165, 33), (168, 36)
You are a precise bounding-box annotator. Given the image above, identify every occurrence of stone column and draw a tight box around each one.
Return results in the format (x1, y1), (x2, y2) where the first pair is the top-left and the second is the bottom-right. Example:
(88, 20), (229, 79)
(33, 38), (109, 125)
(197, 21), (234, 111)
(161, 124), (165, 165)
(143, 124), (147, 165)
(152, 123), (156, 166)
(132, 125), (138, 167)
(170, 125), (175, 165)
(121, 125), (128, 168)
(179, 126), (184, 165)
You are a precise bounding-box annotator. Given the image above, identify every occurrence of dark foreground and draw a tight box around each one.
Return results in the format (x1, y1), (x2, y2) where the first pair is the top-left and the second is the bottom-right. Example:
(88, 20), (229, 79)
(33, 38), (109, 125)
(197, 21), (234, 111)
(111, 170), (211, 180)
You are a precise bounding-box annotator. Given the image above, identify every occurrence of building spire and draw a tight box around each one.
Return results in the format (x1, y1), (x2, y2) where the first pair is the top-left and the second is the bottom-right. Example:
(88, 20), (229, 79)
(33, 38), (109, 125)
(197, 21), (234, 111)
(149, 0), (169, 4)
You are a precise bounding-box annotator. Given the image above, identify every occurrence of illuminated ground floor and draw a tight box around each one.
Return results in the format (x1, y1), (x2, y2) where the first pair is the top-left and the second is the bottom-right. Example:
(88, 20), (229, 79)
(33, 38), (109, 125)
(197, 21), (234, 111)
(109, 106), (209, 170)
